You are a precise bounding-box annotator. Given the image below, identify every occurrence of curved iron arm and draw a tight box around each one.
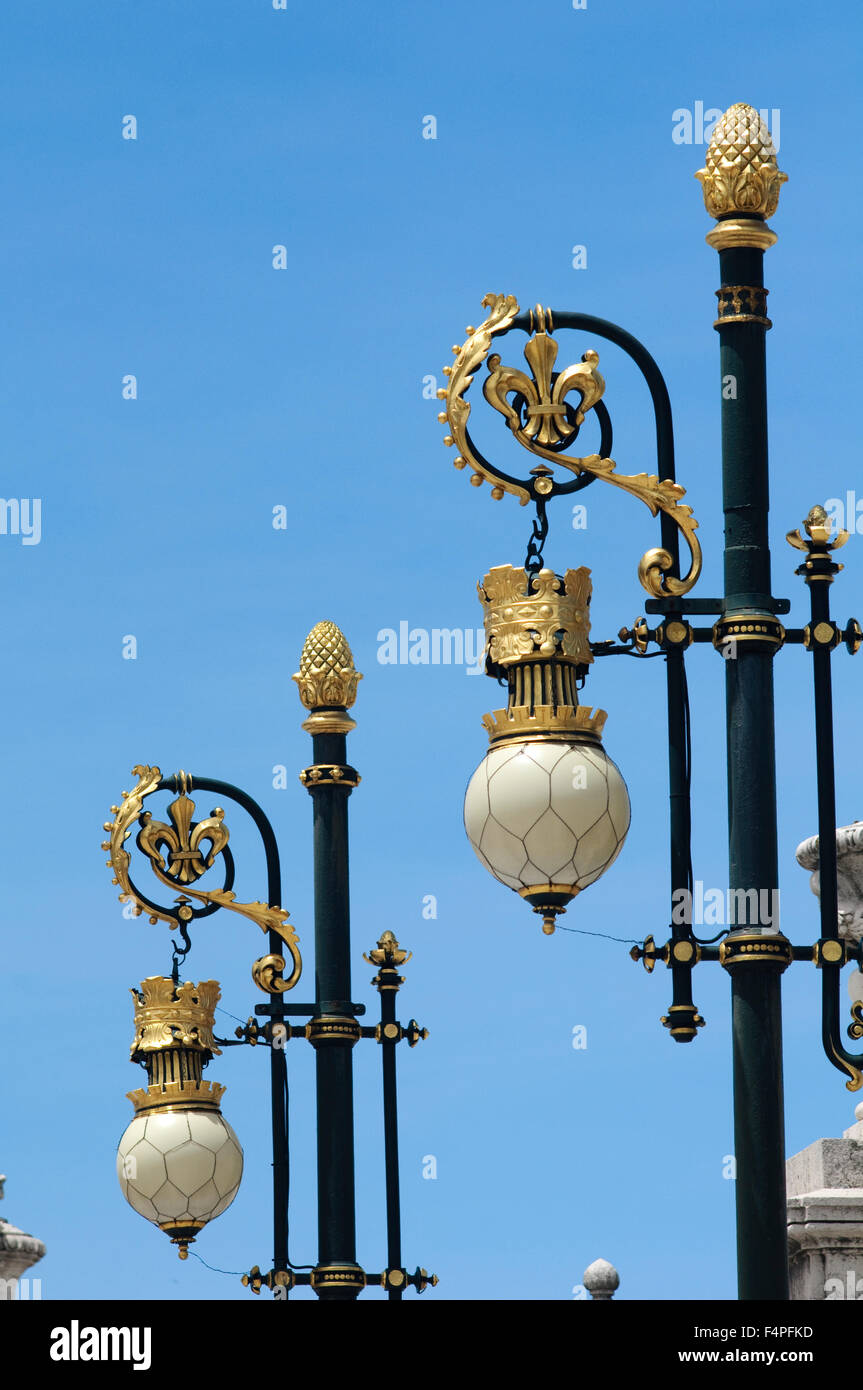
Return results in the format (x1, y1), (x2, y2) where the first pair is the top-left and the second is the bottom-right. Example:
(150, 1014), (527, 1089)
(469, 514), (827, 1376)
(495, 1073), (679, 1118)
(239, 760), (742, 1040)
(512, 310), (680, 576)
(518, 311), (699, 1035)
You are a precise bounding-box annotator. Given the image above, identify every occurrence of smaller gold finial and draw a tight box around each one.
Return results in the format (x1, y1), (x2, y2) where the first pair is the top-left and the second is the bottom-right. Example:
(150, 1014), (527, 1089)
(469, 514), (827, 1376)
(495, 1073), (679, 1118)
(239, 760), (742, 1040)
(787, 503), (849, 554)
(695, 104), (787, 251)
(364, 929), (412, 994)
(364, 930), (411, 969)
(804, 504), (832, 545)
(293, 620), (362, 717)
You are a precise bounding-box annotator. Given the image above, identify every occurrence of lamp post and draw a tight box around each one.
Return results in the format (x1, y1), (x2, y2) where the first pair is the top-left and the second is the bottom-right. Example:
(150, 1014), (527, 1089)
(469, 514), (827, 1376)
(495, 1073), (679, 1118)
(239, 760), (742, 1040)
(437, 103), (861, 1301)
(102, 621), (435, 1301)
(699, 106), (792, 1300)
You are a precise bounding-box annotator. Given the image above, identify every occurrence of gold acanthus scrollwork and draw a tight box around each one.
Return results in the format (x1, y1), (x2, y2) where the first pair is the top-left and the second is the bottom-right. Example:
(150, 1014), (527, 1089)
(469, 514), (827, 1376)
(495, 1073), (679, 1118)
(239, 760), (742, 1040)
(103, 765), (302, 991)
(147, 869), (302, 993)
(441, 293), (525, 501)
(830, 1037), (863, 1093)
(441, 293), (702, 599)
(104, 764), (177, 929)
(252, 954), (293, 995)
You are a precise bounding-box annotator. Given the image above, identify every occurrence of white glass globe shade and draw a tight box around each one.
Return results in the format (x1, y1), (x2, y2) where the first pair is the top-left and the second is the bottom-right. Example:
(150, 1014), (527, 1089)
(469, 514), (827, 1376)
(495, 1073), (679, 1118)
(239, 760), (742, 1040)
(117, 1108), (243, 1237)
(464, 739), (630, 899)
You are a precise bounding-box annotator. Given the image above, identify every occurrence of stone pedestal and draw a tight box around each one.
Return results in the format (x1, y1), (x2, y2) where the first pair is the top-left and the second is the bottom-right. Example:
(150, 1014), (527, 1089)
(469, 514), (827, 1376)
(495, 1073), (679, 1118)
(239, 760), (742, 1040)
(786, 1111), (863, 1300)
(792, 828), (863, 1297)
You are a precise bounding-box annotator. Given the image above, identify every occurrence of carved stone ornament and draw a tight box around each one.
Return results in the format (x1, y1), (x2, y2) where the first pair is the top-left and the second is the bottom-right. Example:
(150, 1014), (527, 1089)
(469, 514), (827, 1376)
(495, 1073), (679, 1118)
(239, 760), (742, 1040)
(796, 823), (863, 943)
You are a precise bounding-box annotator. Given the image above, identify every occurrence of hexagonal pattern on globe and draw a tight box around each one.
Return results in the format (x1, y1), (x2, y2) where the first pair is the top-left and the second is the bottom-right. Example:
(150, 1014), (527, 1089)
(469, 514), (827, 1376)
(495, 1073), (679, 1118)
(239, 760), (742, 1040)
(464, 738), (630, 894)
(117, 1107), (244, 1232)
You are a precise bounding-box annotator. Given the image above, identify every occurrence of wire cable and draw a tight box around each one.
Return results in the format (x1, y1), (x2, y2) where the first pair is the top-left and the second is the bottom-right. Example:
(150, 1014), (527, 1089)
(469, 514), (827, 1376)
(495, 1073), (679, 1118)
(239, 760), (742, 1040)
(555, 923), (641, 946)
(187, 1250), (246, 1277)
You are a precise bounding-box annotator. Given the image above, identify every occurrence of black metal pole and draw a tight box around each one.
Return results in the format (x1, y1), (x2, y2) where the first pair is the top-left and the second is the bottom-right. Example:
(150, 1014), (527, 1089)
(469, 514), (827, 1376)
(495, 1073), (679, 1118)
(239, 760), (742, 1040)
(365, 931), (411, 1299)
(693, 108), (792, 1301)
(811, 573), (847, 1083)
(792, 523), (850, 1068)
(380, 986), (403, 1300)
(712, 237), (790, 1300)
(312, 728), (356, 1244)
(296, 626), (365, 1301)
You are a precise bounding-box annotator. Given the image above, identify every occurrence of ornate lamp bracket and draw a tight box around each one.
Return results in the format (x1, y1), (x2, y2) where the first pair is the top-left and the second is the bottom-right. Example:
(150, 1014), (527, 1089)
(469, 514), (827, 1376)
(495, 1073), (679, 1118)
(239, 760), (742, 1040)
(439, 292), (702, 599)
(102, 764), (302, 993)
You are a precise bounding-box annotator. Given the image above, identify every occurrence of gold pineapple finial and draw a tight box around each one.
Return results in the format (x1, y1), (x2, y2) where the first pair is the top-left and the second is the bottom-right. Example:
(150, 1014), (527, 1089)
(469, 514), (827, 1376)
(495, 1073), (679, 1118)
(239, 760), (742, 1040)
(293, 621), (362, 732)
(695, 104), (787, 251)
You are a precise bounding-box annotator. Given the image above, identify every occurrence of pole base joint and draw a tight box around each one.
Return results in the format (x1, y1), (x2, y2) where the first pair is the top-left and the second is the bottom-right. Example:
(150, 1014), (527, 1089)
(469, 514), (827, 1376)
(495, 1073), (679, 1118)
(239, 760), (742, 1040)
(719, 932), (792, 972)
(712, 613), (785, 655)
(310, 1263), (366, 1297)
(305, 1015), (362, 1048)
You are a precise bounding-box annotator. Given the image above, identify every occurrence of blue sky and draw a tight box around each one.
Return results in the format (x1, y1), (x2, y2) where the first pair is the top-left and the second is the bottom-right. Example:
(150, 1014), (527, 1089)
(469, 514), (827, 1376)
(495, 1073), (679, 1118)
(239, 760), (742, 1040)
(2, 0), (862, 1301)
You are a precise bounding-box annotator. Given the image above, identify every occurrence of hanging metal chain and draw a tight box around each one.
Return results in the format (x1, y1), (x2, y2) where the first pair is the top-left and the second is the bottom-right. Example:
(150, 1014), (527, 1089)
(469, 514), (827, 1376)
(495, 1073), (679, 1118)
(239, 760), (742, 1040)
(170, 920), (193, 984)
(524, 497), (549, 582)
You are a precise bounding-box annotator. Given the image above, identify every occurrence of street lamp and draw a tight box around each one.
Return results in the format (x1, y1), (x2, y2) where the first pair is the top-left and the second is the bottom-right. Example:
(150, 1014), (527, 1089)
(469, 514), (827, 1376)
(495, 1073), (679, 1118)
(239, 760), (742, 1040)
(437, 103), (862, 1301)
(116, 976), (244, 1258)
(102, 622), (435, 1300)
(462, 564), (631, 935)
